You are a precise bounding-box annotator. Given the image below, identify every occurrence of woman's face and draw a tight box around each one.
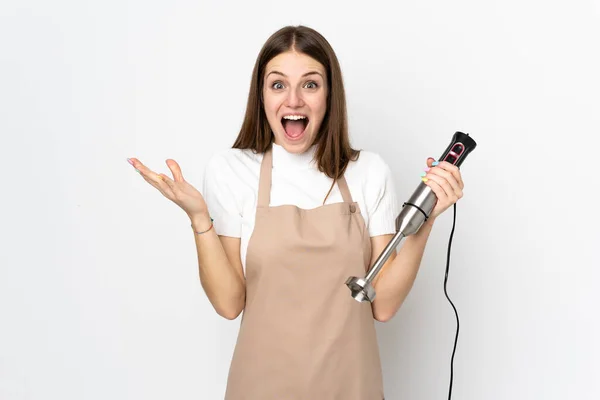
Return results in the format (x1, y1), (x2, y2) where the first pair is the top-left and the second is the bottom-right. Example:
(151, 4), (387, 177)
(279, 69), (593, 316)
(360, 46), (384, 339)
(262, 51), (328, 153)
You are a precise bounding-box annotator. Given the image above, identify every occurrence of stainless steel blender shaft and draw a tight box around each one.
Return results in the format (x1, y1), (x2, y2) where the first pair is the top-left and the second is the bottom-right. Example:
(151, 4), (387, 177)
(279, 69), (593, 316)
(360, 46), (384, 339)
(345, 183), (437, 302)
(345, 131), (477, 303)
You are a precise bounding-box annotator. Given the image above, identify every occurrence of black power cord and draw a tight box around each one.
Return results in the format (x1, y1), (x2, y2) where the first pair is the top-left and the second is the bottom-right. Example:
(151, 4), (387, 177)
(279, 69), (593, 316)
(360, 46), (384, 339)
(444, 203), (460, 400)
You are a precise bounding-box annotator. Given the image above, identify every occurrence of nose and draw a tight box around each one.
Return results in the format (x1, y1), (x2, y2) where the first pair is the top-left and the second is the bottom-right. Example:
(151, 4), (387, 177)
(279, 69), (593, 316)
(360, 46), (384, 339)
(285, 87), (304, 108)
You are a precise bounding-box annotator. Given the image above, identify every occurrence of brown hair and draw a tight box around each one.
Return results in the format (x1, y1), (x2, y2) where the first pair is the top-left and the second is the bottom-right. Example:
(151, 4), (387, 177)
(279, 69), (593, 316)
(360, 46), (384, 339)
(231, 25), (361, 202)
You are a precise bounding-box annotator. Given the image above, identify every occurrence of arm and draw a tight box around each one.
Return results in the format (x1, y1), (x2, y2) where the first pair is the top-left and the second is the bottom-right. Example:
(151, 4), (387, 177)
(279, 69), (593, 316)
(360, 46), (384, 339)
(190, 213), (246, 320)
(370, 217), (436, 322)
(128, 153), (246, 321)
(193, 152), (254, 320)
(369, 157), (465, 322)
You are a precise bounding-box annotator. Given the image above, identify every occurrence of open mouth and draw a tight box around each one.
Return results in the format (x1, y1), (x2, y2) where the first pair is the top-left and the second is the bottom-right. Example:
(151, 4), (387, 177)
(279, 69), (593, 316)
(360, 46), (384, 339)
(281, 115), (309, 140)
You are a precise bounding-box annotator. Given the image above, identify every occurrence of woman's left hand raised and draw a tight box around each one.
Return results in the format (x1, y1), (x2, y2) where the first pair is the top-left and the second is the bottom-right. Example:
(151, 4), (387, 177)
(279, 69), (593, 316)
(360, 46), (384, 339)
(421, 157), (465, 220)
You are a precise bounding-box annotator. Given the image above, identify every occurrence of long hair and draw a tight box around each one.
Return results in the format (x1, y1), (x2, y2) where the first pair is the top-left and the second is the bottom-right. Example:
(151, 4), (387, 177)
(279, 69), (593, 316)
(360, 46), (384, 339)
(232, 25), (361, 202)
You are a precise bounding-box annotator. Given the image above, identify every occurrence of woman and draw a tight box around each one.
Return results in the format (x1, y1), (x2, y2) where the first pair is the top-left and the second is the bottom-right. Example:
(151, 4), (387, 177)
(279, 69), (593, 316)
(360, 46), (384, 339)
(127, 25), (464, 400)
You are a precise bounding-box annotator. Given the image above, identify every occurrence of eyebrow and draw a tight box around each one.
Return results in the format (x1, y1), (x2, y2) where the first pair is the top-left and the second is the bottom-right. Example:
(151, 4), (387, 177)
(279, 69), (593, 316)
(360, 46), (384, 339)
(266, 70), (324, 79)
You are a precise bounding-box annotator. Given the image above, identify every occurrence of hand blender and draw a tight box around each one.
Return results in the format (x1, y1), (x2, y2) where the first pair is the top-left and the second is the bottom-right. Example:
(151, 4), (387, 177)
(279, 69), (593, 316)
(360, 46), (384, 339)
(345, 131), (477, 302)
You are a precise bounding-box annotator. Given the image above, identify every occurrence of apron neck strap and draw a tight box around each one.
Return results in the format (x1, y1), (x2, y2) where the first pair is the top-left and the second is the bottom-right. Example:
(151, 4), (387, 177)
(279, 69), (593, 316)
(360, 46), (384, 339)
(258, 147), (273, 207)
(335, 175), (353, 204)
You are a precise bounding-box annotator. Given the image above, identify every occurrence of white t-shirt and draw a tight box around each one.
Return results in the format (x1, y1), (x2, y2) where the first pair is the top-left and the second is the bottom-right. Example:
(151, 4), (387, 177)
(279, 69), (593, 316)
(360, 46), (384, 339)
(201, 142), (400, 273)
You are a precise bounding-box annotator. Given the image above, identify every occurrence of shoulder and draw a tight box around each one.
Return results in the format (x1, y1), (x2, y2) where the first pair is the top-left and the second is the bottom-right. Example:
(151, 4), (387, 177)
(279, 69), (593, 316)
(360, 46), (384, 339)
(347, 149), (393, 177)
(348, 149), (397, 203)
(351, 150), (399, 236)
(205, 147), (262, 170)
(204, 147), (263, 179)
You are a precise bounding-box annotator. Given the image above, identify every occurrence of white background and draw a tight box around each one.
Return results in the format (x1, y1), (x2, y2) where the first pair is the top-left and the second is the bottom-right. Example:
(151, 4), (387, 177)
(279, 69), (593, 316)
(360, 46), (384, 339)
(1, 1), (599, 399)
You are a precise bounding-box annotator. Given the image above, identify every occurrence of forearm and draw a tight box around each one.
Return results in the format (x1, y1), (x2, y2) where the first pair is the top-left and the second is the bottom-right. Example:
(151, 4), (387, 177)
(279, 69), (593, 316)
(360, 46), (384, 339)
(190, 213), (245, 319)
(371, 217), (436, 321)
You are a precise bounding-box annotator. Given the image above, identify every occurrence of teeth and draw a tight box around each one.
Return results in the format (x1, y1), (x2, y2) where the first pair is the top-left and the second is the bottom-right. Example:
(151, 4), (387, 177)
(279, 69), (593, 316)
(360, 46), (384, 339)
(283, 115), (307, 121)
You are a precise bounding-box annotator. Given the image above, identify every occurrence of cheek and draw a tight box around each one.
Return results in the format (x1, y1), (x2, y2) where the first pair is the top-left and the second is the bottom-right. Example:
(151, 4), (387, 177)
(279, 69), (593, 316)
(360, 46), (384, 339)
(264, 99), (276, 121)
(262, 97), (278, 119)
(314, 95), (327, 117)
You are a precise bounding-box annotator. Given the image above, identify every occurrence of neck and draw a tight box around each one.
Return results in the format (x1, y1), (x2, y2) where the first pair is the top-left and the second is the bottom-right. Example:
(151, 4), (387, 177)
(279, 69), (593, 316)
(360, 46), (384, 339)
(271, 142), (317, 170)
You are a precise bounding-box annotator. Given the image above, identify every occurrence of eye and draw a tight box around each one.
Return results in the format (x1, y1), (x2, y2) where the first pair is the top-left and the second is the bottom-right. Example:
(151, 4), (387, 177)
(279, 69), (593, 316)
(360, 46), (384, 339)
(304, 81), (318, 89)
(271, 81), (284, 90)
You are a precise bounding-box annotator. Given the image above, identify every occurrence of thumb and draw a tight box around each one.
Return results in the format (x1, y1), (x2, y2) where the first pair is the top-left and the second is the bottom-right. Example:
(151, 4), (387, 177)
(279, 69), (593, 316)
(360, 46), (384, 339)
(166, 159), (185, 182)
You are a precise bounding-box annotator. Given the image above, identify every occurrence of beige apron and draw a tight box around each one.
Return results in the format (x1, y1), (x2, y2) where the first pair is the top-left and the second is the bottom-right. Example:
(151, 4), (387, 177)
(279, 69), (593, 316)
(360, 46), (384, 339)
(224, 147), (384, 400)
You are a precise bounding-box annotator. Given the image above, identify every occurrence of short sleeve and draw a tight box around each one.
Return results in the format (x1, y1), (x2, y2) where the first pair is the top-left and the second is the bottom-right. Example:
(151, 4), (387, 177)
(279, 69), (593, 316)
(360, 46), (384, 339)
(365, 154), (400, 237)
(201, 153), (243, 237)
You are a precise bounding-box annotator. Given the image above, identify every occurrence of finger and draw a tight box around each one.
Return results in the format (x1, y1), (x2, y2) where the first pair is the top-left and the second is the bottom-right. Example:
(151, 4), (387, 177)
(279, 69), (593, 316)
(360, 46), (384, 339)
(426, 157), (436, 168)
(158, 173), (177, 191)
(423, 177), (447, 203)
(423, 173), (458, 202)
(158, 174), (181, 202)
(134, 161), (161, 185)
(129, 158), (175, 198)
(129, 158), (162, 183)
(434, 160), (464, 190)
(155, 174), (176, 198)
(140, 173), (175, 199)
(427, 165), (463, 198)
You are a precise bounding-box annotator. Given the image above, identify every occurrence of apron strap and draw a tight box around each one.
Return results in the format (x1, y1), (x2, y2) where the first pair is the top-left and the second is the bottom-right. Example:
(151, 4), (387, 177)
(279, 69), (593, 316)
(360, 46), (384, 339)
(335, 175), (353, 204)
(258, 147), (273, 207)
(258, 146), (354, 207)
